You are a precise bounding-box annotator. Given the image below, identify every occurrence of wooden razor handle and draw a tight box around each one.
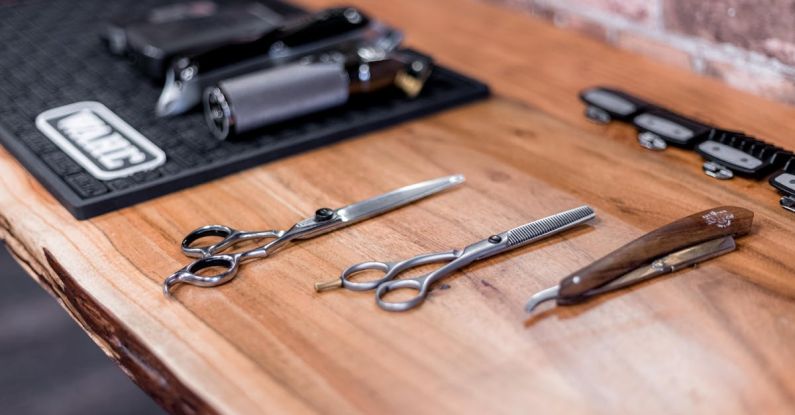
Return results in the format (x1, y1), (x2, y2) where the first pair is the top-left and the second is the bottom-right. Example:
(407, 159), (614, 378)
(557, 206), (754, 301)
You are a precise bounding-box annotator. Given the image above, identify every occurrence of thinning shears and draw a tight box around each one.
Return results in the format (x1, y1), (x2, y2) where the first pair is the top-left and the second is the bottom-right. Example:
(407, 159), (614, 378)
(315, 206), (596, 311)
(163, 174), (465, 297)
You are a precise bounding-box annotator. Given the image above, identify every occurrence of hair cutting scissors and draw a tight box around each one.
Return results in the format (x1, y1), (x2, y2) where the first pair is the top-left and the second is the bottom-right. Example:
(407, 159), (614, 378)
(163, 174), (465, 297)
(315, 205), (596, 311)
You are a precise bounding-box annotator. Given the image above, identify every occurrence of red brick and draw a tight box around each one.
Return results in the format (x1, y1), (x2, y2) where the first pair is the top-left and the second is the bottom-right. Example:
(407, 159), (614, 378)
(614, 31), (693, 70)
(571, 0), (659, 25)
(489, 0), (795, 106)
(703, 59), (795, 105)
(664, 0), (795, 66)
(505, 0), (659, 26)
(545, 7), (610, 41)
(501, 0), (610, 41)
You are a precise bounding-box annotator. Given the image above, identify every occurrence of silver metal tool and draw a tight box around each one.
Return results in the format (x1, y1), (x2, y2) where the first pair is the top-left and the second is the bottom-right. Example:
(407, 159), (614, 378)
(316, 206), (596, 312)
(525, 205), (754, 313)
(203, 46), (432, 140)
(163, 174), (465, 296)
(156, 22), (402, 116)
(782, 195), (795, 213)
(525, 236), (738, 313)
(204, 61), (350, 140)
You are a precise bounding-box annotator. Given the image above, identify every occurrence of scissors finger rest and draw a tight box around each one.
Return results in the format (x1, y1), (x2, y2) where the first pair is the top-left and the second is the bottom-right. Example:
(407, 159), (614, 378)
(163, 254), (244, 296)
(181, 224), (284, 258)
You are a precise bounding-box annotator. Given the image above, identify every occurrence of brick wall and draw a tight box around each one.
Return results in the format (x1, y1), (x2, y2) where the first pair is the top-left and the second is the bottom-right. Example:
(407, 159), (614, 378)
(497, 0), (795, 104)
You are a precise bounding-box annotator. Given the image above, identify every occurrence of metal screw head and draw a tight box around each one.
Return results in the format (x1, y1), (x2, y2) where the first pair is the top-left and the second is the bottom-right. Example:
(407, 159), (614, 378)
(585, 106), (611, 124)
(410, 60), (425, 74)
(180, 65), (197, 82)
(315, 208), (335, 221)
(343, 8), (362, 23)
(637, 132), (667, 151)
(651, 259), (666, 270)
(781, 196), (795, 213)
(269, 41), (286, 54)
(488, 235), (502, 243)
(703, 161), (734, 180)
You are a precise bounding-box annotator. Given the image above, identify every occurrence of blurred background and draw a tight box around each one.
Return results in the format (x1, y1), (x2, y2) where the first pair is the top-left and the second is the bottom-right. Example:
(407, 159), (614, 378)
(502, 0), (795, 104)
(0, 242), (163, 415)
(1, 1), (792, 414)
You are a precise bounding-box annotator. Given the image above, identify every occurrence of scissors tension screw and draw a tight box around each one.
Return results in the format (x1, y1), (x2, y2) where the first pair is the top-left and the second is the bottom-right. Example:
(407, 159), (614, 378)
(315, 208), (335, 221)
(488, 235), (502, 243)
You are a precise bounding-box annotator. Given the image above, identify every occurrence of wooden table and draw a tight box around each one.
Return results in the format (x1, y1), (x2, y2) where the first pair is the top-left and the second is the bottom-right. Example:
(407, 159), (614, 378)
(2, 0), (795, 413)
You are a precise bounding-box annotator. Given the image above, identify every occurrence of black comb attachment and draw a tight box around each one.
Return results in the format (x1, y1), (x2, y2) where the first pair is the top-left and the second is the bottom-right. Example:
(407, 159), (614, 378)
(696, 129), (793, 180)
(579, 87), (653, 124)
(577, 86), (795, 214)
(769, 157), (795, 213)
(631, 108), (713, 150)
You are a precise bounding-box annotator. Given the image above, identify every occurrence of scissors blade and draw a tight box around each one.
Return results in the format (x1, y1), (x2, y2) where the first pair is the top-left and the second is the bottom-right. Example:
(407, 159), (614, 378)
(504, 206), (596, 249)
(587, 236), (736, 296)
(336, 174), (465, 224)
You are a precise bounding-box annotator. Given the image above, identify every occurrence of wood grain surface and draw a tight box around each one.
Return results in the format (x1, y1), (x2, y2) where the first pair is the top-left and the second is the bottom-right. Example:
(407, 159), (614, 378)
(1, 0), (795, 414)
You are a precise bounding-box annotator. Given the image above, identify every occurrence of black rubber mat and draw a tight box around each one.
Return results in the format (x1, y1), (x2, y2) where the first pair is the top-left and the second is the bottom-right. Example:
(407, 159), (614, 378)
(0, 0), (489, 219)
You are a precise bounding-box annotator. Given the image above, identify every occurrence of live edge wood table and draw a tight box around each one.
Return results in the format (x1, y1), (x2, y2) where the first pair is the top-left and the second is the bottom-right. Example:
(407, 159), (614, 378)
(2, 0), (794, 413)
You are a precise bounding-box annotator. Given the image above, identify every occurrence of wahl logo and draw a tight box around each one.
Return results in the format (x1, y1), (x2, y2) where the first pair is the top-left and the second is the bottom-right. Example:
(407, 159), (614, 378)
(36, 102), (166, 180)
